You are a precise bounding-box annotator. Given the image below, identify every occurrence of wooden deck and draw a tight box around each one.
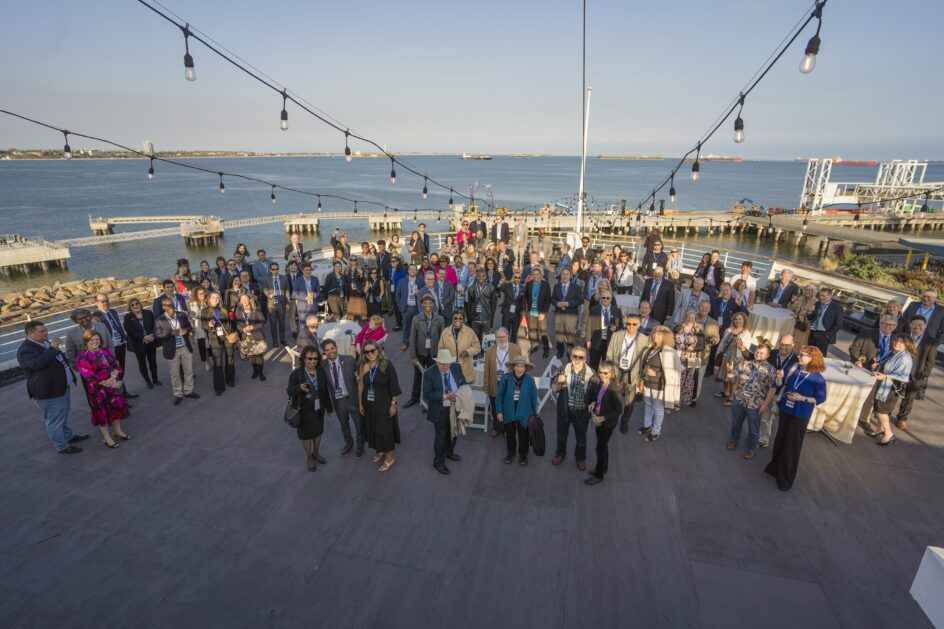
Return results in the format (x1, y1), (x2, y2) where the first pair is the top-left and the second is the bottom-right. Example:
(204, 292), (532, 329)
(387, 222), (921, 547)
(0, 325), (940, 628)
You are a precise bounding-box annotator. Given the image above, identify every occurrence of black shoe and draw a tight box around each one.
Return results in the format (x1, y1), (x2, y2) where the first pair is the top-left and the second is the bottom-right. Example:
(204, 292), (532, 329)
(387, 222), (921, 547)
(280, 339), (288, 346)
(403, 399), (419, 408)
(185, 392), (200, 399)
(146, 382), (154, 389)
(637, 426), (652, 435)
(542, 348), (549, 359)
(876, 436), (897, 447)
(153, 379), (162, 386)
(434, 464), (451, 475)
(519, 456), (528, 466)
(251, 370), (259, 379)
(124, 392), (139, 399)
(69, 434), (90, 443)
(173, 397), (183, 405)
(504, 455), (514, 464)
(258, 372), (266, 382)
(392, 325), (403, 332)
(216, 391), (223, 396)
(619, 424), (629, 435)
(646, 433), (660, 442)
(446, 453), (462, 462)
(355, 447), (365, 458)
(59, 445), (82, 454)
(585, 476), (603, 486)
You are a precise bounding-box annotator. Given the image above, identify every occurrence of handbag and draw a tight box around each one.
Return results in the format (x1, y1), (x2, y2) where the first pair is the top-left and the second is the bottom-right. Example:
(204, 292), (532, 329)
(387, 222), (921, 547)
(527, 414), (546, 457)
(239, 337), (268, 360)
(794, 320), (808, 332)
(283, 395), (301, 428)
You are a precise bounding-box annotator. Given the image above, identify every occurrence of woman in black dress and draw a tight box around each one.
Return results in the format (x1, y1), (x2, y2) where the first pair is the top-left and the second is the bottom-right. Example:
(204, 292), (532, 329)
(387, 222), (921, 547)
(364, 267), (385, 319)
(357, 340), (401, 472)
(287, 346), (333, 472)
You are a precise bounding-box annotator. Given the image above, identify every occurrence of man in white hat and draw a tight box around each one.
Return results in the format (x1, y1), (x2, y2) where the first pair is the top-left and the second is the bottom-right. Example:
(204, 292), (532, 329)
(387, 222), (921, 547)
(422, 349), (467, 475)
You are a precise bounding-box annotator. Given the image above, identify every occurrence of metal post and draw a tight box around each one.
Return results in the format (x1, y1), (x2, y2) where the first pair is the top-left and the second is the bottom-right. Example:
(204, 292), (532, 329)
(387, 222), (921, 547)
(576, 86), (592, 236)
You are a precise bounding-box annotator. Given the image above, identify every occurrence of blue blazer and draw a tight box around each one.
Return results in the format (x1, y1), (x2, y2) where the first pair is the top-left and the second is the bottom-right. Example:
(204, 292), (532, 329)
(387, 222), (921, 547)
(395, 275), (424, 313)
(777, 368), (827, 419)
(807, 300), (843, 343)
(496, 374), (539, 427)
(17, 340), (74, 400)
(422, 363), (467, 423)
(291, 275), (321, 314)
(154, 311), (194, 359)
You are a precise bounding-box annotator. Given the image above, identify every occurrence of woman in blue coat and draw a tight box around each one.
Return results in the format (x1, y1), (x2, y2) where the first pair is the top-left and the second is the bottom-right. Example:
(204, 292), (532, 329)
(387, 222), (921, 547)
(496, 355), (538, 466)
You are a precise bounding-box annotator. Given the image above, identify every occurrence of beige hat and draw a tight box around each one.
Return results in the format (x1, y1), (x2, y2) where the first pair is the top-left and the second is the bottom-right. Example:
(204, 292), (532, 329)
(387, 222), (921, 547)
(433, 349), (456, 364)
(507, 355), (534, 372)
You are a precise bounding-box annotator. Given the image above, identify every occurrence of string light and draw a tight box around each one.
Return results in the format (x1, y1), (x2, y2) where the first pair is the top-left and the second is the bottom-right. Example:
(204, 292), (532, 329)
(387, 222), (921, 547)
(800, 2), (825, 74)
(733, 94), (745, 143)
(62, 131), (72, 160)
(147, 157), (155, 180)
(271, 185), (277, 203)
(389, 157), (397, 185)
(344, 130), (353, 162)
(181, 24), (196, 81)
(921, 196), (930, 213)
(137, 0), (478, 205)
(422, 176), (428, 200)
(449, 188), (454, 209)
(218, 172), (225, 193)
(279, 90), (288, 131)
(669, 176), (676, 203)
(316, 195), (322, 211)
(353, 200), (358, 215)
(691, 143), (701, 182)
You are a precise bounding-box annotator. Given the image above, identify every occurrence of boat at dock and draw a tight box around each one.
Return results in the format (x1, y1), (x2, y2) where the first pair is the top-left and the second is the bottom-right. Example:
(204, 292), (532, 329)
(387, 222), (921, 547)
(461, 153), (492, 160)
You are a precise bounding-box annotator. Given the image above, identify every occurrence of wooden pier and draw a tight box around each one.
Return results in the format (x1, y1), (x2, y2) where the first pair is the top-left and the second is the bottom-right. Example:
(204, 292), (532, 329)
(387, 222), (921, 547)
(0, 235), (70, 277)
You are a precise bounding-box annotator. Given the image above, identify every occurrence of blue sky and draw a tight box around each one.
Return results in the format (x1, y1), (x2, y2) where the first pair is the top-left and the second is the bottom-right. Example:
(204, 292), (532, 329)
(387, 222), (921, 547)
(0, 0), (940, 159)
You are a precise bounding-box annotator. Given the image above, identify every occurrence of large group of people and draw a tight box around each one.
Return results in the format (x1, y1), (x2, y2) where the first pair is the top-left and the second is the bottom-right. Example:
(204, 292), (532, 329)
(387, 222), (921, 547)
(16, 217), (942, 492)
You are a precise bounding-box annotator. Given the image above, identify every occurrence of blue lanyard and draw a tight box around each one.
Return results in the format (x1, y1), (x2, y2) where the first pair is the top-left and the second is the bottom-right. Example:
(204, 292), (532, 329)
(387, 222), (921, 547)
(304, 369), (319, 390)
(368, 366), (378, 391)
(775, 351), (793, 369)
(788, 370), (811, 394)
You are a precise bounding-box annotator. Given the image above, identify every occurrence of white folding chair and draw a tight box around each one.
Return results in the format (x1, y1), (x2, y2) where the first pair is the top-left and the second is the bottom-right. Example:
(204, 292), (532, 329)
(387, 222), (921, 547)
(285, 344), (301, 370)
(470, 389), (491, 433)
(535, 376), (554, 413)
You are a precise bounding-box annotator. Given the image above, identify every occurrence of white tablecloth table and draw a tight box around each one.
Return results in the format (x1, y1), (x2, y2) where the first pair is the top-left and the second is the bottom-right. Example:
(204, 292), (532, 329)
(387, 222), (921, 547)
(809, 358), (874, 444)
(319, 321), (362, 356)
(473, 362), (485, 388)
(615, 294), (640, 314)
(748, 304), (796, 347)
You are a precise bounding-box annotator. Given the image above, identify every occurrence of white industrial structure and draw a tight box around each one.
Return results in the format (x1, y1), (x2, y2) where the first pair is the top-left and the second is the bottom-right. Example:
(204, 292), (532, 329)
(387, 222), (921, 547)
(801, 159), (944, 214)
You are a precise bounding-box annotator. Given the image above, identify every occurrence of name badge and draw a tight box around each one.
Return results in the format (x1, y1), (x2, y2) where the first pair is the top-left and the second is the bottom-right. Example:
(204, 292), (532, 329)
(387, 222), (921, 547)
(513, 390), (520, 402)
(620, 358), (630, 370)
(366, 389), (375, 402)
(497, 369), (505, 378)
(313, 399), (321, 411)
(476, 304), (483, 313)
(509, 304), (516, 313)
(216, 327), (224, 337)
(601, 329), (608, 341)
(784, 399), (795, 409)
(408, 296), (416, 306)
(335, 388), (343, 398)
(425, 339), (431, 349)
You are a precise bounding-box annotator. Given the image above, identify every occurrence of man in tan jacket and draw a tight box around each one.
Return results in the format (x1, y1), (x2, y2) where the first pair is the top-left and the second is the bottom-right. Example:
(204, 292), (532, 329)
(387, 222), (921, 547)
(605, 313), (650, 433)
(438, 310), (481, 383)
(483, 327), (522, 437)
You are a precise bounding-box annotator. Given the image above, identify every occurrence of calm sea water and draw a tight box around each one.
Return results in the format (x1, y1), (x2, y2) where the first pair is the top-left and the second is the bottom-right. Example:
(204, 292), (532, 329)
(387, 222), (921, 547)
(1, 156), (941, 290)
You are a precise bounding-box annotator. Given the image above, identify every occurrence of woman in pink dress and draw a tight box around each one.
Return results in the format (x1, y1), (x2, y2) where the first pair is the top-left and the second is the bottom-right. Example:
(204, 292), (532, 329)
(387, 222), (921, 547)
(76, 329), (131, 448)
(354, 315), (387, 356)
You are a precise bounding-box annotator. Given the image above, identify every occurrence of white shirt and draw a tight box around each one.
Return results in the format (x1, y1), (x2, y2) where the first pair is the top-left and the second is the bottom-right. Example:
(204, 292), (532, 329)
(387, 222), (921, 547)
(495, 344), (511, 377)
(327, 358), (349, 397)
(620, 333), (638, 368)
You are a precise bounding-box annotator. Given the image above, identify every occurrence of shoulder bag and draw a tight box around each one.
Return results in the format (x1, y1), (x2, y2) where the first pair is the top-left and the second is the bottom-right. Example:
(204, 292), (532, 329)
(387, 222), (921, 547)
(283, 394), (301, 428)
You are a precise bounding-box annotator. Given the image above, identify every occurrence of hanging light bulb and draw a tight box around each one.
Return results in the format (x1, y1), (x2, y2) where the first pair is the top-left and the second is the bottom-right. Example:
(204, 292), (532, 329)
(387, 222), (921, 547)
(279, 90), (288, 131)
(62, 131), (72, 160)
(669, 176), (677, 203)
(271, 186), (277, 204)
(147, 157), (155, 180)
(353, 201), (358, 215)
(389, 157), (397, 185)
(316, 196), (322, 212)
(218, 172), (225, 193)
(422, 176), (429, 200)
(448, 188), (454, 209)
(733, 94), (746, 143)
(344, 130), (352, 162)
(691, 161), (700, 182)
(921, 196), (930, 213)
(182, 25), (196, 82)
(800, 3), (823, 74)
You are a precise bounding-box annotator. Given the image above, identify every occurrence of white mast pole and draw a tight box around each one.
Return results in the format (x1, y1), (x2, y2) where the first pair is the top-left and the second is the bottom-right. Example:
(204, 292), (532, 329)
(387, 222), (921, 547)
(576, 86), (592, 235)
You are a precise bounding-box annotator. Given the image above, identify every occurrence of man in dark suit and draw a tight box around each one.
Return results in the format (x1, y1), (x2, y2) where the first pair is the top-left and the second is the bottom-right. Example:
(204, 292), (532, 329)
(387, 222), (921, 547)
(640, 266), (675, 324)
(291, 263), (321, 331)
(323, 261), (348, 322)
(639, 241), (668, 279)
(284, 260), (302, 339)
(466, 269), (494, 342)
(421, 349), (467, 474)
(263, 261), (289, 347)
(896, 315), (938, 430)
(495, 241), (515, 280)
(520, 252), (549, 287)
(490, 217), (510, 244)
(406, 294), (445, 406)
(17, 320), (88, 453)
(154, 298), (199, 405)
(583, 292), (622, 370)
(396, 264), (423, 349)
(767, 269), (799, 308)
(850, 316), (897, 367)
(375, 239), (393, 314)
(897, 290), (944, 343)
(501, 270), (527, 343)
(807, 287), (843, 357)
(703, 250), (725, 296)
(468, 216), (487, 243)
(321, 338), (364, 457)
(573, 236), (596, 265)
(417, 223), (431, 254)
(284, 233), (304, 264)
(152, 280), (188, 318)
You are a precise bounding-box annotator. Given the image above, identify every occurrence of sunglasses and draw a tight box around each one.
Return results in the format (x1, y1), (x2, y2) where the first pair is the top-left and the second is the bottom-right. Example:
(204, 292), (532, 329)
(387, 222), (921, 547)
(453, 317), (463, 321)
(572, 354), (586, 360)
(365, 349), (378, 355)
(799, 353), (810, 358)
(129, 302), (140, 307)
(513, 276), (521, 280)
(304, 356), (319, 361)
(627, 322), (640, 326)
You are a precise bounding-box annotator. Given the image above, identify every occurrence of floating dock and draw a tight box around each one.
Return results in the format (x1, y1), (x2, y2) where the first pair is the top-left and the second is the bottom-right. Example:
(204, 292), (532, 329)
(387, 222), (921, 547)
(0, 235), (70, 277)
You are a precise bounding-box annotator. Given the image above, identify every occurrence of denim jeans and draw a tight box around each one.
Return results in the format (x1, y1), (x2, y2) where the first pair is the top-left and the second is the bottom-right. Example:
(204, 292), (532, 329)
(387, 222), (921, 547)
(730, 400), (761, 453)
(35, 392), (75, 452)
(402, 306), (418, 344)
(643, 388), (665, 434)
